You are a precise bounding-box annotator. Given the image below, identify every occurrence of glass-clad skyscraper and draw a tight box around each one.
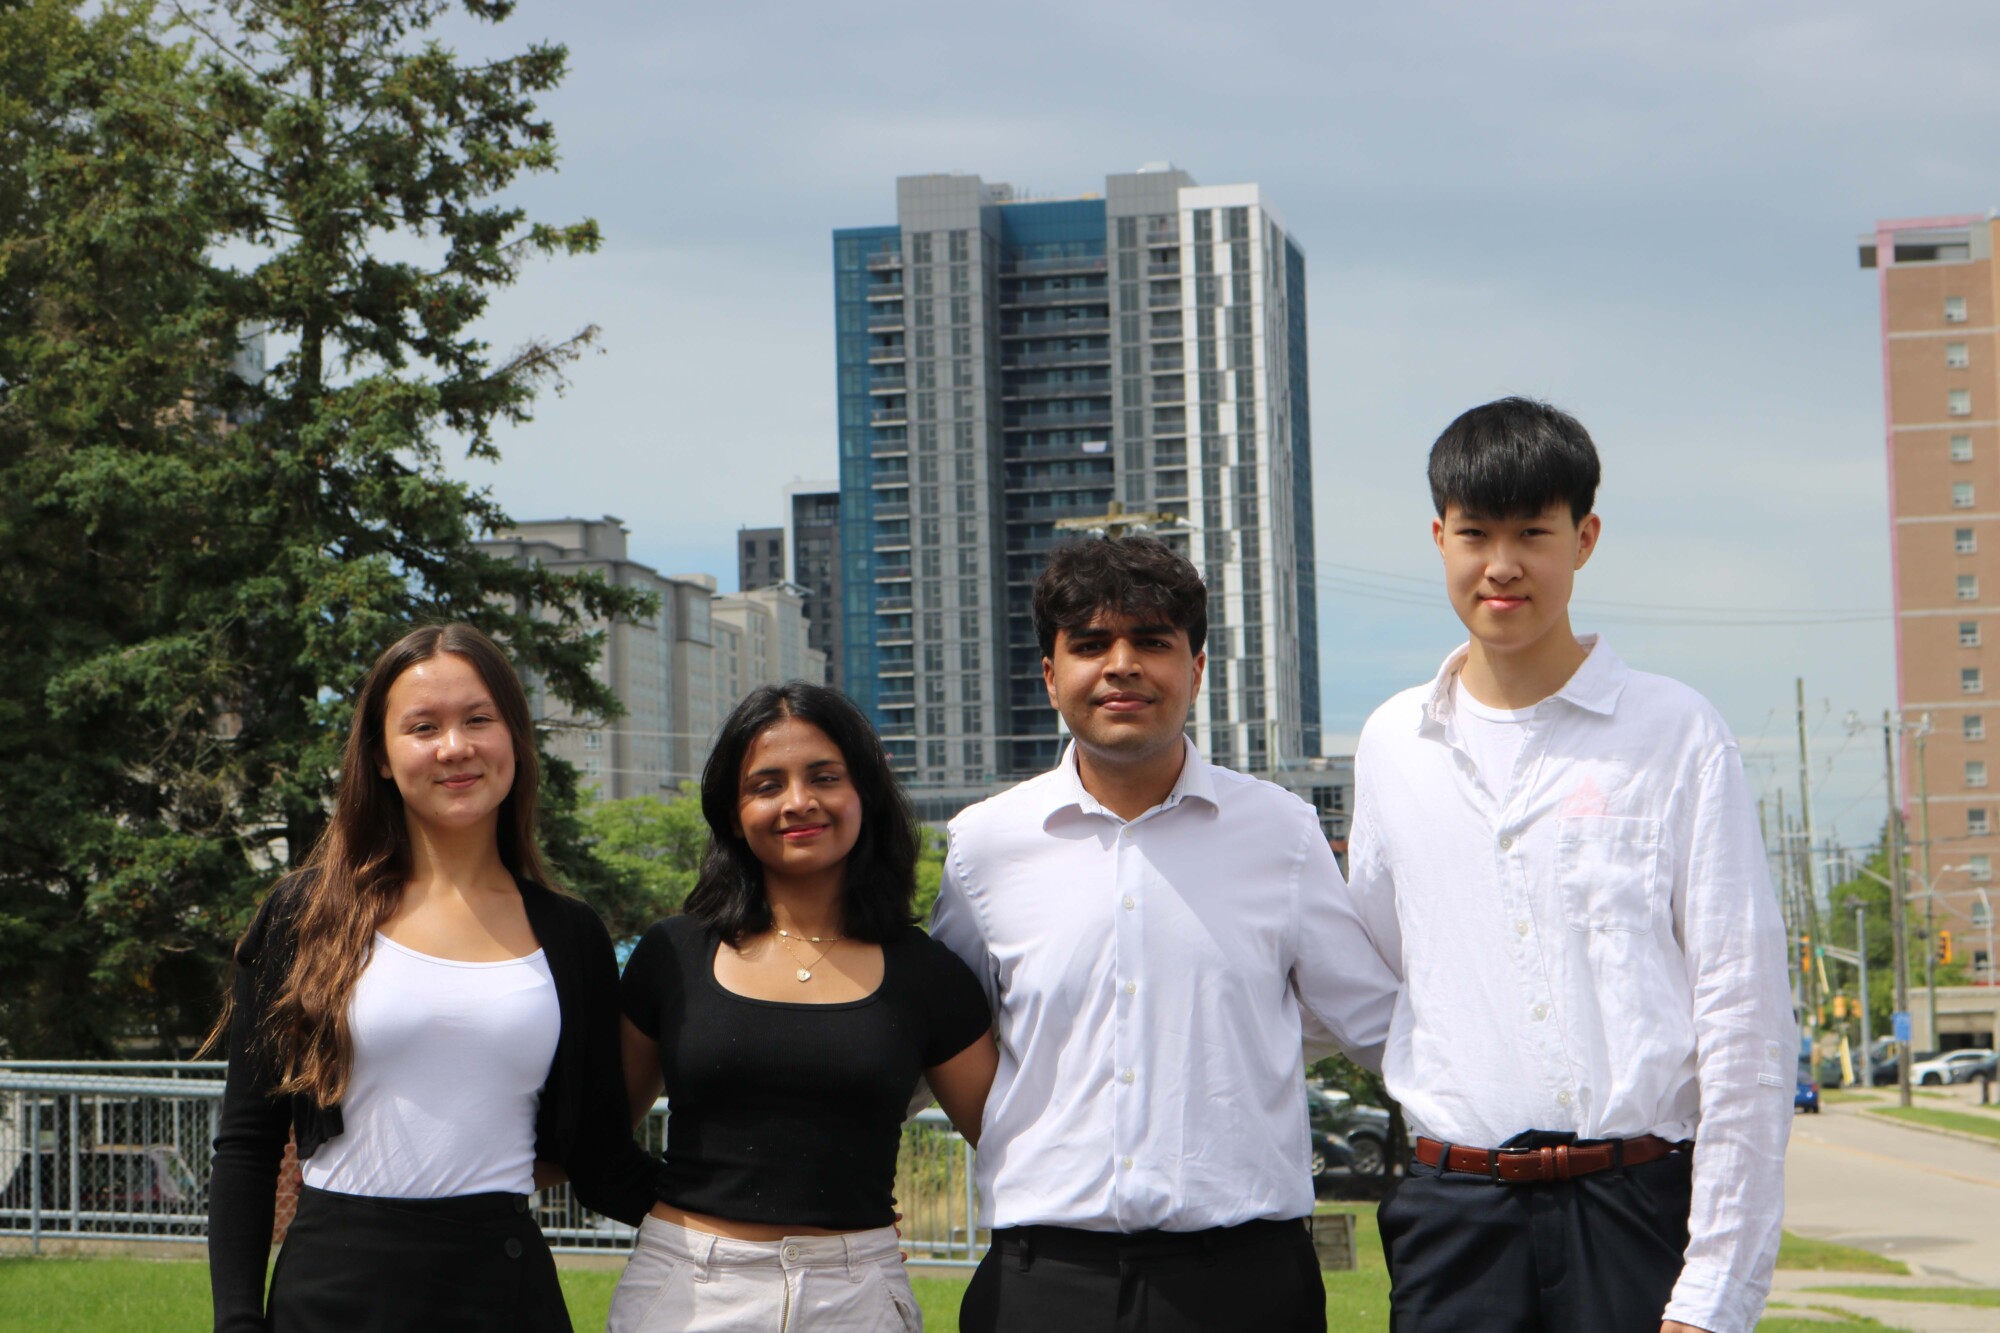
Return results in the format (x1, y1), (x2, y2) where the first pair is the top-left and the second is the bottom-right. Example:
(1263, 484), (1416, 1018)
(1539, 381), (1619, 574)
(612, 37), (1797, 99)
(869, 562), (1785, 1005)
(835, 167), (1322, 816)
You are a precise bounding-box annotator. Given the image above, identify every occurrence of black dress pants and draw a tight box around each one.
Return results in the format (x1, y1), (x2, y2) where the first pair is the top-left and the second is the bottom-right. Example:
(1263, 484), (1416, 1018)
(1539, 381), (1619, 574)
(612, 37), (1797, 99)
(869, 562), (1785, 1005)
(959, 1218), (1326, 1333)
(1378, 1134), (1694, 1332)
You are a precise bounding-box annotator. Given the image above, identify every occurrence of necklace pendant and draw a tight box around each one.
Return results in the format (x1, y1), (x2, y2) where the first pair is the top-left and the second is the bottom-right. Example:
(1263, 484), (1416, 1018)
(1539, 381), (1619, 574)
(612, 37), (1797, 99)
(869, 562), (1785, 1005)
(796, 968), (812, 982)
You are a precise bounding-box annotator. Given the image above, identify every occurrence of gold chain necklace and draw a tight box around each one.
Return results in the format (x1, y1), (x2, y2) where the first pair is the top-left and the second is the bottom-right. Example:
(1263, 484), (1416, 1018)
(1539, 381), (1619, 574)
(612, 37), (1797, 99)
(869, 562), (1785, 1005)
(774, 929), (844, 983)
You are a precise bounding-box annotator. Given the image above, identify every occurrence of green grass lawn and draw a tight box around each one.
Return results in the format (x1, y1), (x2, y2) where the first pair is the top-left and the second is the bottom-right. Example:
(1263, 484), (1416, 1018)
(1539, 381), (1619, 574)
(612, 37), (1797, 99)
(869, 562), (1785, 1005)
(1868, 1103), (2000, 1143)
(1806, 1285), (2000, 1308)
(1776, 1231), (1911, 1275)
(1819, 1088), (1886, 1104)
(0, 1220), (1929, 1332)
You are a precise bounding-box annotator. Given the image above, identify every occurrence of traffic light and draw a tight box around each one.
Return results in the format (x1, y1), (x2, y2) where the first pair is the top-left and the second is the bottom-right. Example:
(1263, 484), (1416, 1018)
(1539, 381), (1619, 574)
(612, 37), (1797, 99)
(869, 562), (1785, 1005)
(1939, 930), (1953, 965)
(1833, 994), (1849, 1020)
(1800, 935), (1811, 973)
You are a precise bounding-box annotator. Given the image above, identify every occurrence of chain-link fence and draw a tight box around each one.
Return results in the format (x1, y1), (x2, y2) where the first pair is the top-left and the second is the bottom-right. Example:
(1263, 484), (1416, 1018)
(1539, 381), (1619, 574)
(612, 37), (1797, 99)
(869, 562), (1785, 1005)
(0, 1062), (985, 1267)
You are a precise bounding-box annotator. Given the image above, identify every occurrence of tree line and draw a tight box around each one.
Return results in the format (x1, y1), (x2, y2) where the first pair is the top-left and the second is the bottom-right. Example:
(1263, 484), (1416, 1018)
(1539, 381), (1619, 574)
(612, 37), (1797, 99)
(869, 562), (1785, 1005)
(0, 0), (665, 1057)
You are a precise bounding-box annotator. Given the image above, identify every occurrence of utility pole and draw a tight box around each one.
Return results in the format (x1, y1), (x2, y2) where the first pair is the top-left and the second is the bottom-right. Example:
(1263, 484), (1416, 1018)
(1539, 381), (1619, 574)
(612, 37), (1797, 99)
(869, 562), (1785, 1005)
(1915, 719), (1939, 1052)
(1797, 679), (1821, 913)
(1852, 897), (1872, 1089)
(1796, 680), (1828, 1011)
(1884, 712), (1914, 1107)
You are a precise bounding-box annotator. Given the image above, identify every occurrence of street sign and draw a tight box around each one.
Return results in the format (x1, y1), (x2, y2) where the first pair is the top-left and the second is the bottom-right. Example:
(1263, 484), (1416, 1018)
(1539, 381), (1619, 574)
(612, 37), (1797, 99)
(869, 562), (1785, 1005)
(1893, 1011), (1912, 1043)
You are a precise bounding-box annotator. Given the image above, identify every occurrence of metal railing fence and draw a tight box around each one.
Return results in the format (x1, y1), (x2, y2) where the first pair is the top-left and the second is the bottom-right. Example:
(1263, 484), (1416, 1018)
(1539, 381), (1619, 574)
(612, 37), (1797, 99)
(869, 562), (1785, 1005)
(0, 1062), (984, 1268)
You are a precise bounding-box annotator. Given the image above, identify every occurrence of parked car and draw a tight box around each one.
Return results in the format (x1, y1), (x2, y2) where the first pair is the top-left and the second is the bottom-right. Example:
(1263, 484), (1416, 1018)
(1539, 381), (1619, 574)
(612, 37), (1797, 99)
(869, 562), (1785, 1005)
(0, 1144), (202, 1214)
(1866, 1040), (1926, 1086)
(1795, 1057), (1820, 1114)
(1308, 1087), (1394, 1178)
(1911, 1048), (1997, 1086)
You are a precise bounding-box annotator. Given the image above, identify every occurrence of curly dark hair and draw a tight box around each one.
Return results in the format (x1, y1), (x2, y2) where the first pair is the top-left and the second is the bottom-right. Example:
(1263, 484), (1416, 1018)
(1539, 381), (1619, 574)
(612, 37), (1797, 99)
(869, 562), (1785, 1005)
(1031, 534), (1208, 658)
(682, 682), (918, 945)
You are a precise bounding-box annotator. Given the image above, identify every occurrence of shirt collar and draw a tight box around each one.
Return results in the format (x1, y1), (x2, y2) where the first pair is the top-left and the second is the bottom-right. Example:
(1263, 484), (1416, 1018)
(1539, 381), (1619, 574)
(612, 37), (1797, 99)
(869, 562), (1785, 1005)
(1043, 735), (1220, 826)
(1418, 633), (1627, 734)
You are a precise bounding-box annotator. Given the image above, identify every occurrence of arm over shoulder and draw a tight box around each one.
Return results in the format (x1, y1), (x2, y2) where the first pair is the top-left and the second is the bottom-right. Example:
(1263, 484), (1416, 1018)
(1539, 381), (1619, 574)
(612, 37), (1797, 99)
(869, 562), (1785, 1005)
(547, 896), (661, 1228)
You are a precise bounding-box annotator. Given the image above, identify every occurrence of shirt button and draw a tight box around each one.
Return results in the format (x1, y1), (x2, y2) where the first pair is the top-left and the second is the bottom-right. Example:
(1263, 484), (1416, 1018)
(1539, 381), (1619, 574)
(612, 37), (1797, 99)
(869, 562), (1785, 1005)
(1121, 1156), (1134, 1170)
(783, 1245), (801, 1262)
(1499, 836), (1514, 850)
(1122, 895), (1136, 911)
(1556, 1090), (1572, 1106)
(1119, 1068), (1135, 1084)
(1122, 826), (1136, 838)
(1514, 919), (1531, 937)
(1532, 1004), (1549, 1021)
(1124, 981), (1138, 995)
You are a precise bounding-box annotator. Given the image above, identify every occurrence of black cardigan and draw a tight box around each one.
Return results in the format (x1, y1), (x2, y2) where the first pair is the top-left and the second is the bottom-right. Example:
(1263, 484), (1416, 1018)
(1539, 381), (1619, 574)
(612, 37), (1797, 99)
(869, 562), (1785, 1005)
(207, 876), (658, 1333)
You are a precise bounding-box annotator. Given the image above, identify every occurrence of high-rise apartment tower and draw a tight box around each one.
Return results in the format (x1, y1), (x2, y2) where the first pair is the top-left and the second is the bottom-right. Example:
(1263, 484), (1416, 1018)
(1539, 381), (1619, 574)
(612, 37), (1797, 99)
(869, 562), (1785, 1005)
(834, 167), (1322, 816)
(1861, 213), (2000, 983)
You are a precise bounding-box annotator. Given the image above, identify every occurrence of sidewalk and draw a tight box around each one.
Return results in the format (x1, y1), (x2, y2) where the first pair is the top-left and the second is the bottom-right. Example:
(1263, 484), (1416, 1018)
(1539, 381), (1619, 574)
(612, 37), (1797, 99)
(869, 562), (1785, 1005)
(1767, 1268), (1995, 1332)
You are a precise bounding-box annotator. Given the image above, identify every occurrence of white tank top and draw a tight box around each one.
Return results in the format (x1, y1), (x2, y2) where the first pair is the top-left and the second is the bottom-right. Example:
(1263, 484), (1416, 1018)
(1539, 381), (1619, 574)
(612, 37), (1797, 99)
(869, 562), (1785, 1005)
(302, 933), (560, 1198)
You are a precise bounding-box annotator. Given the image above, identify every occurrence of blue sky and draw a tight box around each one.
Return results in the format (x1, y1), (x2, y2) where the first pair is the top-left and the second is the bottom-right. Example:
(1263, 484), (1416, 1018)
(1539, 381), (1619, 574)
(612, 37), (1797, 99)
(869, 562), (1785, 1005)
(434, 0), (2000, 851)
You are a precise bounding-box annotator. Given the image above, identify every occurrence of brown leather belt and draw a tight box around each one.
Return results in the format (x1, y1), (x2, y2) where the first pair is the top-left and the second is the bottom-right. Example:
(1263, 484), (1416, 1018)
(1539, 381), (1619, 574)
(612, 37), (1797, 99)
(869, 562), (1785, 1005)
(1415, 1134), (1690, 1184)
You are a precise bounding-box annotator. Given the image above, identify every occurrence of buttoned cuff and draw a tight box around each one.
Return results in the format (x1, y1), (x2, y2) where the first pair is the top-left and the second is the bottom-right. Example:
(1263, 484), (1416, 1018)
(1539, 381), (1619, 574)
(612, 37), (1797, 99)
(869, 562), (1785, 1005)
(1664, 1262), (1762, 1333)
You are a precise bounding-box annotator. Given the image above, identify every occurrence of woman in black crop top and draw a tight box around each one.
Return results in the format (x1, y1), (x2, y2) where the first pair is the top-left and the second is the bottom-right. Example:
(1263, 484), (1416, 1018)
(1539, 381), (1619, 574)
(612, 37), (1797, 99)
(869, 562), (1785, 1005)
(610, 682), (996, 1332)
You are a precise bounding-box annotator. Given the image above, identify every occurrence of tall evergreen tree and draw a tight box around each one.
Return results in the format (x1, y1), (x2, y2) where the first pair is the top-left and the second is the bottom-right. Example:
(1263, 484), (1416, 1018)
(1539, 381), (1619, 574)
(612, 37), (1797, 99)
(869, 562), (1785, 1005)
(0, 0), (653, 1057)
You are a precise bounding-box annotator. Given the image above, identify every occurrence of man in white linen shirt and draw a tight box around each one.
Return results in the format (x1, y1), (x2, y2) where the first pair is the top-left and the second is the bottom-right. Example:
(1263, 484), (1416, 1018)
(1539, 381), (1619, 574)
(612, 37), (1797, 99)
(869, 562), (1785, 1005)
(1347, 397), (1794, 1333)
(932, 534), (1400, 1333)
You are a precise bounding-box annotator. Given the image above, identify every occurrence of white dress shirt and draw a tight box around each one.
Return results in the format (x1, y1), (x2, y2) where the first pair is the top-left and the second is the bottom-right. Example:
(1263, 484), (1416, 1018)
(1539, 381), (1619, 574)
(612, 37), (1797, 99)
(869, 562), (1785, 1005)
(931, 738), (1399, 1233)
(1347, 637), (1794, 1333)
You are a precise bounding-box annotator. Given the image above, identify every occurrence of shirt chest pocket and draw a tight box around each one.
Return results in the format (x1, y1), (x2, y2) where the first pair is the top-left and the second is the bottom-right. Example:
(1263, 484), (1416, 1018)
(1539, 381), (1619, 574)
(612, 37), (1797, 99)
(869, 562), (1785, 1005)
(1555, 814), (1664, 933)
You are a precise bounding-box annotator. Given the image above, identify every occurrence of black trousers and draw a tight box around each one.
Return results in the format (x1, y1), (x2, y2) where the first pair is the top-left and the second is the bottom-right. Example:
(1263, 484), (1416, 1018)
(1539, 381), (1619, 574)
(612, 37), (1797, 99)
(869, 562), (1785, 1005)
(1378, 1134), (1693, 1332)
(959, 1218), (1326, 1333)
(268, 1185), (572, 1333)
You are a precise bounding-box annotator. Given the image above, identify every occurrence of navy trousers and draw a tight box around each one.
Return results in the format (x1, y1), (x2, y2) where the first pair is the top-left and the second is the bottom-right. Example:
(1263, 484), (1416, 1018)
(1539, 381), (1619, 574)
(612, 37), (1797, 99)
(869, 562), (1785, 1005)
(1379, 1133), (1693, 1332)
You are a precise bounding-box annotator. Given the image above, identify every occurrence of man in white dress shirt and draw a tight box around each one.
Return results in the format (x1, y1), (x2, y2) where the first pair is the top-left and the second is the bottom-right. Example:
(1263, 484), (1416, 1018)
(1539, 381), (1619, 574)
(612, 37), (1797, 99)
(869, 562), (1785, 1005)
(1348, 397), (1794, 1333)
(931, 535), (1400, 1333)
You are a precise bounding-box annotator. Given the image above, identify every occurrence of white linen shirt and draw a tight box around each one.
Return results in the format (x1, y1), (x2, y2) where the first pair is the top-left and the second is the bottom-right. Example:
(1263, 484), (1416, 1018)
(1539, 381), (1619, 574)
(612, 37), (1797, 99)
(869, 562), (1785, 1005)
(931, 738), (1400, 1233)
(1347, 637), (1794, 1333)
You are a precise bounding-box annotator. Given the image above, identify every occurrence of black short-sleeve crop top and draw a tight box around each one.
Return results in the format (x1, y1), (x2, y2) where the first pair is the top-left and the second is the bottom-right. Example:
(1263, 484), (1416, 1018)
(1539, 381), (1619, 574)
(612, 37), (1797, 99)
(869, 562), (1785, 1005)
(619, 914), (990, 1230)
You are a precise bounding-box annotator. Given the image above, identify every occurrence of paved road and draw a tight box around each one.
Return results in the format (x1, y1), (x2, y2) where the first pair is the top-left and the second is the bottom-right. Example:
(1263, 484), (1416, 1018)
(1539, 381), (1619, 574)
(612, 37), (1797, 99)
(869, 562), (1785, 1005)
(1784, 1086), (2000, 1286)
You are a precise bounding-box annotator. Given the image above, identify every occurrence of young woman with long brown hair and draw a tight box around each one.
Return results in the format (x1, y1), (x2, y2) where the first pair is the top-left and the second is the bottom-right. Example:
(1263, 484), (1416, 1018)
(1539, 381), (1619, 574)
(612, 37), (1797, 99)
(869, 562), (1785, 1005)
(207, 623), (655, 1333)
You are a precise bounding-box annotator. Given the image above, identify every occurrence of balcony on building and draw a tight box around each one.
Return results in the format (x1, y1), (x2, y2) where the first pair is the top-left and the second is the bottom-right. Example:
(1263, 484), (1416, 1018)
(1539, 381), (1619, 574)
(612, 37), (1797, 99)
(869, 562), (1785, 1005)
(866, 250), (904, 271)
(1147, 258), (1182, 277)
(999, 254), (1108, 278)
(1005, 439), (1110, 463)
(868, 339), (907, 364)
(869, 370), (907, 394)
(1148, 281), (1182, 308)
(867, 308), (906, 332)
(866, 280), (905, 301)
(1001, 317), (1110, 340)
(1002, 380), (1112, 403)
(1010, 346), (1112, 369)
(872, 463), (910, 487)
(877, 688), (916, 709)
(1003, 408), (1113, 432)
(999, 285), (1109, 309)
(874, 560), (912, 582)
(871, 404), (908, 427)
